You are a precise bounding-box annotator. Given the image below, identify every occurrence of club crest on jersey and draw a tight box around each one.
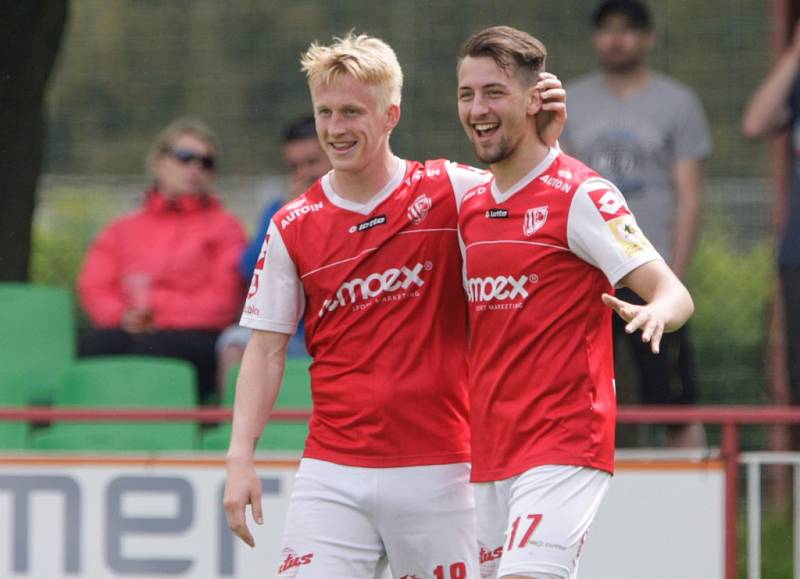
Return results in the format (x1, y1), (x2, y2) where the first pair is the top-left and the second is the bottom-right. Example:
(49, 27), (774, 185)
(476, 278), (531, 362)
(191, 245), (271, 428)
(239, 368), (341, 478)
(407, 194), (432, 224)
(523, 206), (548, 236)
(277, 548), (314, 577)
(485, 208), (509, 219)
(349, 214), (387, 234)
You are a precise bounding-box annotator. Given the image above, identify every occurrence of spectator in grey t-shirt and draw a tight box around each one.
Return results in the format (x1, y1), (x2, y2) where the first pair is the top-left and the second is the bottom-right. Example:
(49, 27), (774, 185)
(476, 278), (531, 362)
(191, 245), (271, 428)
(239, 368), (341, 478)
(561, 0), (711, 448)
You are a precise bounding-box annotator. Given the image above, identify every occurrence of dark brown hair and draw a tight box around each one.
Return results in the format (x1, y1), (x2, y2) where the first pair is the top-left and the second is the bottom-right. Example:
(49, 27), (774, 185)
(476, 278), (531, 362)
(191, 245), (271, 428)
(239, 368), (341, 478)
(459, 26), (547, 84)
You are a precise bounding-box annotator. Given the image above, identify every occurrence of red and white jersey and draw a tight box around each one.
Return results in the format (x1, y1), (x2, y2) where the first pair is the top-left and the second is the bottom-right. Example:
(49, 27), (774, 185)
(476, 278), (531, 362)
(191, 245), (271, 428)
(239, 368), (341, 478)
(242, 158), (488, 467)
(459, 149), (662, 482)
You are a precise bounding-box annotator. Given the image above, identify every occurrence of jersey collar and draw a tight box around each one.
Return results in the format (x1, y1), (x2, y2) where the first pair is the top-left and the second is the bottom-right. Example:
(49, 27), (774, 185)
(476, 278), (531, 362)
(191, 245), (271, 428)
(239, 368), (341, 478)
(491, 147), (559, 205)
(320, 157), (406, 215)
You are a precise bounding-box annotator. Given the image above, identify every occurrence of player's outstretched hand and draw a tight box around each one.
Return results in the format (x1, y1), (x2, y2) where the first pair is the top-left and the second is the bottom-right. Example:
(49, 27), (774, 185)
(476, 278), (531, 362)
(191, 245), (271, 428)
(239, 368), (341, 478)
(536, 71), (567, 147)
(601, 293), (665, 354)
(223, 459), (264, 548)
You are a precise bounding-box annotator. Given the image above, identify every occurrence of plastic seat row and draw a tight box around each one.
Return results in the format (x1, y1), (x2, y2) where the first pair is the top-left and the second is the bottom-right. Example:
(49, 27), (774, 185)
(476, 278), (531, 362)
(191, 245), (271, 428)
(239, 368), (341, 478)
(0, 355), (312, 452)
(0, 280), (311, 452)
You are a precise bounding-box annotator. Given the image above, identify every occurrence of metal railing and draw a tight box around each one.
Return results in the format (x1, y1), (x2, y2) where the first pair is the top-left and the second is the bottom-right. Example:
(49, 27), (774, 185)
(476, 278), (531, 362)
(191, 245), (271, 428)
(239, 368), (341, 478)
(741, 452), (800, 579)
(2, 404), (800, 579)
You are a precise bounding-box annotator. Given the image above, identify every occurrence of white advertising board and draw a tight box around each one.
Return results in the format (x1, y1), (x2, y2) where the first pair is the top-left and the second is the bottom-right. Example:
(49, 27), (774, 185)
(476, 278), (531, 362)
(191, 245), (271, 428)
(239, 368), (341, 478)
(0, 454), (724, 579)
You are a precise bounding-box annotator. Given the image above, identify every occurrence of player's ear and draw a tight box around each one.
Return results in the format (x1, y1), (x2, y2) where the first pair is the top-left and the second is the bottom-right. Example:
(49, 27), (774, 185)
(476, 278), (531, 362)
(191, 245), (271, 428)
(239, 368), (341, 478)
(526, 83), (542, 117)
(386, 103), (401, 132)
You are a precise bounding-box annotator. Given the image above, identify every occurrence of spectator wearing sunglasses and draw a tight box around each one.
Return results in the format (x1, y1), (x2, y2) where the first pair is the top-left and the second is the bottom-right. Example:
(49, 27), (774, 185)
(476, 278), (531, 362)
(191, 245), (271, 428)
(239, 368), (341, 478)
(77, 118), (247, 403)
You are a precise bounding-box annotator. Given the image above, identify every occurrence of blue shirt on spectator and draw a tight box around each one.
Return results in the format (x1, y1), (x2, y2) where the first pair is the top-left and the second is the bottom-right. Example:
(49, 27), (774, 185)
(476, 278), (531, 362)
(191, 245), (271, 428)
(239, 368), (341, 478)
(240, 198), (306, 352)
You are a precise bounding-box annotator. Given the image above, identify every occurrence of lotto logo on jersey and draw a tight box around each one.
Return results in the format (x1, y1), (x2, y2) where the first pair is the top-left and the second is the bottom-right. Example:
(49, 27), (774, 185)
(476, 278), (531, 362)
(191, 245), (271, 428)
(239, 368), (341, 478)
(485, 208), (509, 219)
(318, 262), (429, 318)
(465, 273), (537, 303)
(589, 188), (630, 222)
(280, 201), (324, 229)
(277, 548), (314, 577)
(407, 194), (432, 224)
(349, 214), (387, 234)
(608, 215), (653, 257)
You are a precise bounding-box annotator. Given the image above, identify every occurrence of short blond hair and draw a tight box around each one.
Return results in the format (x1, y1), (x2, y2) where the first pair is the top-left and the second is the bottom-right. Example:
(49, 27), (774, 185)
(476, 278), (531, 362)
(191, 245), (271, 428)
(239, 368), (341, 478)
(301, 32), (403, 109)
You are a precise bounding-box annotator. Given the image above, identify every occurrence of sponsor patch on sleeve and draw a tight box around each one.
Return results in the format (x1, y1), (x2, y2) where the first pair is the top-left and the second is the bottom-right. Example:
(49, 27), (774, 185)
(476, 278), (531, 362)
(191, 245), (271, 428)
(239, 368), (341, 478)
(588, 188), (631, 222)
(608, 216), (653, 257)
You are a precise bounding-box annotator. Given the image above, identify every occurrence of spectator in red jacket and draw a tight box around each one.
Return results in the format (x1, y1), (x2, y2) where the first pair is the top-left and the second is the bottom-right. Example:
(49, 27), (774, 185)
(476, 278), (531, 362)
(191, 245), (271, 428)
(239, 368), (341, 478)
(77, 118), (247, 402)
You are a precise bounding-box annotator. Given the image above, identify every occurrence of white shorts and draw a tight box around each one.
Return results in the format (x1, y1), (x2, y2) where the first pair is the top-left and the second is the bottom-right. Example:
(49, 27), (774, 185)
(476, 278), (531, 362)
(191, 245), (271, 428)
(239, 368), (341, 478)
(474, 465), (611, 579)
(278, 458), (477, 579)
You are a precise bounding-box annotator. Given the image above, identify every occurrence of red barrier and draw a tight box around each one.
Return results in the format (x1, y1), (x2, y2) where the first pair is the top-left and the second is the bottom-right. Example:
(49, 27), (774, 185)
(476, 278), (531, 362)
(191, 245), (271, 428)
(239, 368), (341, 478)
(3, 404), (800, 579)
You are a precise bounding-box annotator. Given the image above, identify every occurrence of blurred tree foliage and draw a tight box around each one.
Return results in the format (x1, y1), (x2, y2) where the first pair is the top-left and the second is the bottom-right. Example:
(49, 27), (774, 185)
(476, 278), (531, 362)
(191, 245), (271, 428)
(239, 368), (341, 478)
(687, 219), (773, 404)
(45, 0), (771, 178)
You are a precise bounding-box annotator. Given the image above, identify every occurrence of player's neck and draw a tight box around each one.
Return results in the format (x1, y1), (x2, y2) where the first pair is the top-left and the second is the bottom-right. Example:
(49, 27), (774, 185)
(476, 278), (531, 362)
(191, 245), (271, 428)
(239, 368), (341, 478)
(490, 134), (550, 194)
(601, 66), (652, 97)
(330, 151), (400, 204)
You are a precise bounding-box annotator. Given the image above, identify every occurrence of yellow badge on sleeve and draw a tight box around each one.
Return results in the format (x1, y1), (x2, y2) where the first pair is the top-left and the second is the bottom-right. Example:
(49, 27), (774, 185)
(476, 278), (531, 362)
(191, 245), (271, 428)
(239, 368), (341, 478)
(608, 216), (653, 257)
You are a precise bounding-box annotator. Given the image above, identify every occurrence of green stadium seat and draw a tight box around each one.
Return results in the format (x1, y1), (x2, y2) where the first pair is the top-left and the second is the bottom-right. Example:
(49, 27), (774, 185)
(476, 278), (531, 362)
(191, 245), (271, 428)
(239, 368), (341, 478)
(203, 357), (312, 451)
(0, 283), (76, 404)
(0, 374), (30, 449)
(31, 356), (200, 452)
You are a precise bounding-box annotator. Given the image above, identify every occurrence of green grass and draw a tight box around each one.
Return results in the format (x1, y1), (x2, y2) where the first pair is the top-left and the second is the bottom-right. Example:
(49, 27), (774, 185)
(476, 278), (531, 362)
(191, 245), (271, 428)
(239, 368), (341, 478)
(740, 506), (794, 579)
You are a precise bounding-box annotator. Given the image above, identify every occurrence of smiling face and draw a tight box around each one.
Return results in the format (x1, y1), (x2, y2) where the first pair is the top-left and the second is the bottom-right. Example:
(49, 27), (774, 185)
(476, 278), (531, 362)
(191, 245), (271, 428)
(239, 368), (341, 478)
(310, 74), (400, 176)
(457, 55), (540, 166)
(151, 132), (216, 198)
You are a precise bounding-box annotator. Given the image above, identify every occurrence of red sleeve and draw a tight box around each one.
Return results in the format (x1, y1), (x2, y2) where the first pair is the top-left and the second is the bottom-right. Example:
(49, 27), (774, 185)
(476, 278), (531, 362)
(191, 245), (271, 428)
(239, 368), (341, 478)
(77, 223), (126, 327)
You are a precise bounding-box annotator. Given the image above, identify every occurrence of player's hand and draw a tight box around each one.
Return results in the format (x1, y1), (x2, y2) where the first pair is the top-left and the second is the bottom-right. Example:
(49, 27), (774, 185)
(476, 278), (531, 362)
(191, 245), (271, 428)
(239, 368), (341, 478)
(223, 458), (263, 548)
(602, 293), (666, 354)
(536, 72), (567, 147)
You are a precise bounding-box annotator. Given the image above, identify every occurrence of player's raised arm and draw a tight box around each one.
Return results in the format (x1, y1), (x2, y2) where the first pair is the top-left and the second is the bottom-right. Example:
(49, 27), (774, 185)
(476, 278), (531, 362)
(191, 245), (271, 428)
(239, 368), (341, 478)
(602, 260), (694, 354)
(223, 329), (289, 547)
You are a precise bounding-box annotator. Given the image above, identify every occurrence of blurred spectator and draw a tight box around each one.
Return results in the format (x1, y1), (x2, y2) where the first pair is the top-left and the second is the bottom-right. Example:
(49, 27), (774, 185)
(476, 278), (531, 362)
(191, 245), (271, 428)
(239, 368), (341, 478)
(742, 19), (800, 446)
(562, 0), (711, 447)
(77, 118), (247, 403)
(215, 116), (331, 392)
